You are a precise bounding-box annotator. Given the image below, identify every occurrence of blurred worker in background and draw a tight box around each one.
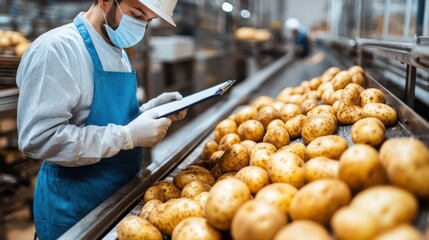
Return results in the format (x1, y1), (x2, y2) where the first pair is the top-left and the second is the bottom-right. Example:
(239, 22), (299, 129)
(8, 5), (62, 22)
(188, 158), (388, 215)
(285, 18), (310, 58)
(16, 0), (185, 239)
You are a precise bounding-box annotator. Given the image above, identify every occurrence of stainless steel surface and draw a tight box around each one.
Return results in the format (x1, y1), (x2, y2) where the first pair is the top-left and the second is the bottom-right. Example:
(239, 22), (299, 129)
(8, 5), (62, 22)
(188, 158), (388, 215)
(60, 52), (295, 240)
(405, 64), (417, 108)
(0, 88), (19, 113)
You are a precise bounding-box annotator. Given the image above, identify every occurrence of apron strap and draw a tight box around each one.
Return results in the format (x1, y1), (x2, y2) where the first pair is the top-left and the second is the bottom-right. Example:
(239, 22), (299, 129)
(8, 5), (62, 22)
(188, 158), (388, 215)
(73, 16), (104, 72)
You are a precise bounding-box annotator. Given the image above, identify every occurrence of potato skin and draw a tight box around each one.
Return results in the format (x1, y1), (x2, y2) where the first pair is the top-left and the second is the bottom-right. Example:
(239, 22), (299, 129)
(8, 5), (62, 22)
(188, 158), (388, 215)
(351, 118), (385, 147)
(266, 151), (305, 188)
(155, 180), (182, 201)
(235, 166), (270, 194)
(289, 179), (351, 225)
(118, 216), (162, 240)
(263, 119), (290, 149)
(305, 135), (348, 160)
(379, 138), (429, 198)
(339, 144), (388, 192)
(237, 120), (265, 142)
(306, 105), (336, 119)
(200, 140), (219, 160)
(140, 199), (163, 220)
(216, 172), (237, 181)
(349, 71), (365, 86)
(278, 142), (307, 161)
(193, 192), (209, 216)
(285, 115), (309, 139)
(181, 181), (212, 199)
(301, 115), (337, 144)
(205, 179), (251, 230)
(280, 103), (302, 122)
(144, 185), (166, 203)
(304, 157), (339, 182)
(218, 143), (250, 173)
(218, 133), (241, 151)
(214, 119), (238, 143)
(173, 170), (216, 189)
(231, 200), (287, 240)
(373, 224), (422, 240)
(332, 71), (353, 90)
(255, 183), (298, 214)
(301, 99), (318, 114)
(148, 198), (204, 235)
(360, 88), (385, 107)
(332, 206), (379, 240)
(234, 106), (258, 126)
(252, 96), (275, 110)
(257, 105), (280, 129)
(172, 217), (221, 240)
(249, 148), (274, 170)
(351, 186), (418, 232)
(337, 105), (363, 125)
(361, 103), (397, 126)
(274, 220), (332, 240)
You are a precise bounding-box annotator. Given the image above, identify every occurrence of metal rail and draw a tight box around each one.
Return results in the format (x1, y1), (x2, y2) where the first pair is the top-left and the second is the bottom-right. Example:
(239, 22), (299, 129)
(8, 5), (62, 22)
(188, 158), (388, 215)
(60, 52), (295, 240)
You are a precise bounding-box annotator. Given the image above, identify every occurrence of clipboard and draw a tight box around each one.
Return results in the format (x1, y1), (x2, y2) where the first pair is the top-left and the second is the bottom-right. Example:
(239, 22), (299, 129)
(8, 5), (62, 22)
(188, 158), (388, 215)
(148, 80), (236, 118)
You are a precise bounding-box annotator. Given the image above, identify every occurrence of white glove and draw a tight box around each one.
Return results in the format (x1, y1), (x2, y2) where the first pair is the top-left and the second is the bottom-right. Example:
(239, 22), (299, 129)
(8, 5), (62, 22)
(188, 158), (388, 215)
(122, 111), (172, 149)
(140, 92), (182, 112)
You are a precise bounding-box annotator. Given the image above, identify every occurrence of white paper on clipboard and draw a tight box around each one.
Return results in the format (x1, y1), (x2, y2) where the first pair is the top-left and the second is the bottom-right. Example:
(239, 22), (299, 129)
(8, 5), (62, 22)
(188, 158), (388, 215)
(147, 80), (235, 118)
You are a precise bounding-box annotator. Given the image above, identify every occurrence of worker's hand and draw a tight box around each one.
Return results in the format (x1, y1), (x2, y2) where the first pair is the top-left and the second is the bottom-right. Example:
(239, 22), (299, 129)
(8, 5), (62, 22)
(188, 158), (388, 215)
(140, 92), (182, 113)
(168, 109), (187, 121)
(123, 111), (172, 148)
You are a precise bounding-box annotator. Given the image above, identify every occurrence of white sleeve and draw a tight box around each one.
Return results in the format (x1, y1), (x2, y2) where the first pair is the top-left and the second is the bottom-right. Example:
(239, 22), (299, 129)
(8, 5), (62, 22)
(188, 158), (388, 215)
(16, 45), (133, 167)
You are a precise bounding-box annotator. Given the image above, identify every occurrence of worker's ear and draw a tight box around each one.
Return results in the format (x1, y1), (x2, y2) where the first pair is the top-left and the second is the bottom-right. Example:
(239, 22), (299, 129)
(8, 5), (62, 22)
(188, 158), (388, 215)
(98, 0), (112, 11)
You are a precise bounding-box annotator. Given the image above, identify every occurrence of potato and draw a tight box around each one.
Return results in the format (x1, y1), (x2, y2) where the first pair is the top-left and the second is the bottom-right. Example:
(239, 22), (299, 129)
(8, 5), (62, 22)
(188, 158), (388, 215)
(351, 118), (386, 146)
(218, 133), (241, 151)
(181, 181), (211, 199)
(362, 103), (397, 126)
(240, 140), (257, 154)
(235, 106), (258, 126)
(332, 89), (344, 102)
(284, 115), (308, 139)
(332, 100), (340, 113)
(321, 86), (335, 105)
(301, 115), (338, 144)
(316, 82), (332, 99)
(276, 87), (293, 102)
(210, 164), (222, 179)
(305, 135), (348, 160)
(360, 88), (385, 107)
(280, 103), (302, 122)
(237, 120), (265, 142)
(214, 119), (238, 143)
(173, 170), (216, 189)
(337, 105), (363, 125)
(217, 172), (237, 181)
(289, 179), (351, 225)
(207, 150), (224, 169)
(263, 119), (290, 149)
(309, 77), (322, 90)
(348, 83), (365, 93)
(266, 151), (305, 188)
(324, 66), (342, 76)
(231, 200), (287, 240)
(332, 206), (379, 240)
(155, 180), (182, 201)
(144, 186), (166, 203)
(277, 142), (307, 161)
(379, 138), (429, 198)
(351, 186), (418, 232)
(304, 157), (339, 182)
(271, 101), (286, 112)
(332, 71), (353, 90)
(140, 199), (162, 220)
(250, 142), (277, 156)
(235, 166), (270, 194)
(287, 94), (306, 106)
(339, 84), (361, 107)
(172, 217), (221, 240)
(218, 143), (250, 172)
(255, 183), (297, 214)
(118, 216), (162, 240)
(301, 99), (318, 114)
(274, 220), (331, 240)
(186, 165), (211, 173)
(252, 96), (275, 110)
(205, 178), (251, 230)
(350, 71), (365, 86)
(200, 140), (219, 160)
(339, 144), (388, 192)
(148, 198), (204, 235)
(306, 105), (336, 119)
(303, 91), (318, 101)
(348, 65), (365, 74)
(193, 192), (209, 213)
(373, 224), (422, 240)
(249, 148), (274, 170)
(258, 105), (280, 128)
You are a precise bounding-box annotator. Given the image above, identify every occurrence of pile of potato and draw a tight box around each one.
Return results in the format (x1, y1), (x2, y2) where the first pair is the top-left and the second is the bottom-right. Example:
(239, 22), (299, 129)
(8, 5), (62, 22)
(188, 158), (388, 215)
(235, 27), (272, 42)
(117, 66), (429, 240)
(0, 30), (31, 57)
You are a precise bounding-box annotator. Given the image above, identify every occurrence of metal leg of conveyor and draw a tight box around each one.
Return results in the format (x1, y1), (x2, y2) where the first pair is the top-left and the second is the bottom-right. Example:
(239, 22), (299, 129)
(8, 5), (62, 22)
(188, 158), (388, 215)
(405, 64), (416, 108)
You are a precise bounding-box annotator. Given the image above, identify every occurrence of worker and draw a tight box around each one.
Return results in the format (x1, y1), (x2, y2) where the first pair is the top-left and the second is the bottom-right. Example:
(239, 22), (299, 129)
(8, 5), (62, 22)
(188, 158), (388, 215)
(285, 18), (310, 58)
(16, 0), (185, 239)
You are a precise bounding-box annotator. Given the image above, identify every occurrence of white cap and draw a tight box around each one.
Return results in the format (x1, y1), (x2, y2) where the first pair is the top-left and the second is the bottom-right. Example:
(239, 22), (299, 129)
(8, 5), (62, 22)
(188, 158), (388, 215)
(285, 18), (301, 30)
(139, 0), (177, 27)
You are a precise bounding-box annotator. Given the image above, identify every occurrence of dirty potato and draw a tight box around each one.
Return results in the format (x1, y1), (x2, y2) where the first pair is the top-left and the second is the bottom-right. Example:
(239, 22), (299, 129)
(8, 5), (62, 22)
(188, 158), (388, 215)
(155, 180), (182, 201)
(337, 105), (364, 125)
(360, 88), (385, 107)
(200, 140), (219, 160)
(255, 183), (298, 214)
(349, 71), (365, 86)
(234, 106), (258, 126)
(285, 115), (309, 139)
(309, 77), (322, 90)
(304, 157), (339, 182)
(250, 148), (274, 170)
(306, 105), (336, 119)
(301, 115), (338, 144)
(271, 101), (286, 112)
(278, 142), (307, 161)
(266, 151), (305, 188)
(280, 103), (302, 122)
(339, 144), (388, 192)
(305, 135), (348, 160)
(340, 84), (361, 107)
(172, 217), (221, 240)
(251, 96), (275, 110)
(218, 133), (241, 151)
(140, 199), (163, 220)
(214, 119), (238, 143)
(332, 206), (379, 240)
(181, 181), (212, 199)
(173, 170), (216, 189)
(257, 105), (280, 129)
(332, 71), (353, 90)
(274, 220), (332, 240)
(210, 164), (223, 179)
(237, 120), (265, 142)
(144, 185), (166, 203)
(240, 140), (257, 154)
(301, 99), (319, 114)
(235, 166), (270, 194)
(348, 65), (365, 74)
(351, 118), (385, 146)
(361, 103), (397, 126)
(118, 216), (162, 240)
(263, 119), (290, 149)
(218, 143), (250, 173)
(217, 172), (237, 181)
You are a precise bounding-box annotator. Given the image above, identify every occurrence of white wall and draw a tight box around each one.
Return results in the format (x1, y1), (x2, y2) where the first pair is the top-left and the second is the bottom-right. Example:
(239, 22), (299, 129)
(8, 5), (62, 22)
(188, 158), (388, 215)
(284, 0), (329, 29)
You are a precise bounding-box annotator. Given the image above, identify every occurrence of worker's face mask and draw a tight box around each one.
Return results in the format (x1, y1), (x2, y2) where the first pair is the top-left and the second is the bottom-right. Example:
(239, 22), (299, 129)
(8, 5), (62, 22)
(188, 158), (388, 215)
(103, 0), (148, 48)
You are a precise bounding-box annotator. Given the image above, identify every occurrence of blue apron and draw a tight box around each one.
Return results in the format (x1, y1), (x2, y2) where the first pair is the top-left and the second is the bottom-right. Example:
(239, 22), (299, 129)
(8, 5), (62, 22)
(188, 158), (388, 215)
(33, 16), (141, 240)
